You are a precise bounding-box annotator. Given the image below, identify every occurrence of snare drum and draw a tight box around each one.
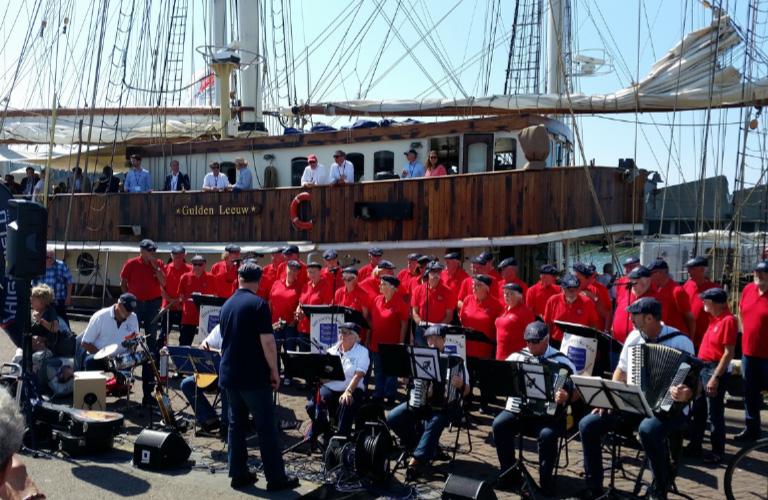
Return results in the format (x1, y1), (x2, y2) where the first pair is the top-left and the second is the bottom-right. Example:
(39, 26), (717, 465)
(109, 351), (149, 371)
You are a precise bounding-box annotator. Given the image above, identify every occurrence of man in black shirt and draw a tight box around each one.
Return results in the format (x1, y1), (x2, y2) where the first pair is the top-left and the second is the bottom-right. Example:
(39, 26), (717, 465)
(219, 261), (299, 492)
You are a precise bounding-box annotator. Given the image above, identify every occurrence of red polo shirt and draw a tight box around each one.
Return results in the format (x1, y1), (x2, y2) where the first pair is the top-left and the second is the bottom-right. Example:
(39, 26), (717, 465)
(583, 281), (612, 328)
(495, 303), (536, 360)
(297, 279), (334, 333)
(211, 260), (238, 299)
(655, 279), (692, 336)
(460, 294), (503, 358)
(411, 282), (457, 324)
(697, 309), (737, 363)
(277, 259), (308, 291)
(526, 281), (561, 317)
(120, 256), (165, 301)
(683, 278), (719, 348)
(257, 263), (279, 300)
(739, 282), (768, 358)
(369, 294), (409, 352)
(496, 276), (529, 301)
(543, 293), (601, 341)
(358, 263), (376, 282)
(457, 275), (500, 303)
(178, 271), (215, 325)
(163, 262), (191, 310)
(441, 267), (470, 301)
(335, 285), (372, 343)
(611, 288), (658, 344)
(397, 268), (421, 299)
(269, 279), (302, 324)
(359, 276), (407, 301)
(322, 267), (344, 292)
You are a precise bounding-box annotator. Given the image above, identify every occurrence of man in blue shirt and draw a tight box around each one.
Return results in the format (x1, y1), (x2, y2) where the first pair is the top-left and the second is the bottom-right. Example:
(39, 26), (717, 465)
(401, 149), (425, 178)
(34, 249), (74, 325)
(230, 157), (253, 191)
(219, 260), (299, 492)
(124, 154), (152, 192)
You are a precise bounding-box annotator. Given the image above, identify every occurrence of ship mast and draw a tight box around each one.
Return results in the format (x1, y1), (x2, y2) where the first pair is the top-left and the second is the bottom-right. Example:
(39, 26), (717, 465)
(238, 0), (265, 132)
(546, 0), (567, 96)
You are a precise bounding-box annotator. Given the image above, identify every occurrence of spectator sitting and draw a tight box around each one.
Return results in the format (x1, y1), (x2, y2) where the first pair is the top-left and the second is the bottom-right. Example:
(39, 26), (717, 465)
(0, 388), (45, 499)
(162, 160), (191, 191)
(401, 149), (425, 179)
(67, 166), (91, 193)
(329, 150), (355, 185)
(94, 165), (120, 193)
(202, 162), (228, 191)
(301, 154), (329, 187)
(230, 157), (253, 192)
(424, 150), (447, 177)
(124, 154), (152, 193)
(3, 174), (21, 195)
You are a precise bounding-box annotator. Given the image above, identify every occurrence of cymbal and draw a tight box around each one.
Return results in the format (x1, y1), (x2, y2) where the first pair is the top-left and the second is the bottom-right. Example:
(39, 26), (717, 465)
(93, 343), (119, 360)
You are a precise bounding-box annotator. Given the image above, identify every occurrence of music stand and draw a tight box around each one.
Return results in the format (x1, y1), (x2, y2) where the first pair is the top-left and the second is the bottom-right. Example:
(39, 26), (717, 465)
(281, 351), (344, 455)
(191, 294), (226, 308)
(378, 343), (413, 379)
(167, 346), (222, 435)
(300, 305), (369, 329)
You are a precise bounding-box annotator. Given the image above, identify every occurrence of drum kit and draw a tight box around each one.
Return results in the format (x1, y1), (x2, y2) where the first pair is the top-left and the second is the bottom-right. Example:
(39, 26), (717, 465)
(93, 340), (149, 394)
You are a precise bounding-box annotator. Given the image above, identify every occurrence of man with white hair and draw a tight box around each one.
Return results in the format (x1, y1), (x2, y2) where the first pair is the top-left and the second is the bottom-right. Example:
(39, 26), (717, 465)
(0, 388), (44, 499)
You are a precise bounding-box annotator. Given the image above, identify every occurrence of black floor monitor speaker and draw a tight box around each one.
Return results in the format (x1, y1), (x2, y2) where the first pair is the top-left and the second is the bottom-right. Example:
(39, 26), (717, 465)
(442, 474), (497, 500)
(133, 429), (191, 470)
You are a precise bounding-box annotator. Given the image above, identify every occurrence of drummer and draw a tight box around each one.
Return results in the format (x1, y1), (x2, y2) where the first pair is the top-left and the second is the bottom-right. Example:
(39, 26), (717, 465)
(77, 293), (140, 370)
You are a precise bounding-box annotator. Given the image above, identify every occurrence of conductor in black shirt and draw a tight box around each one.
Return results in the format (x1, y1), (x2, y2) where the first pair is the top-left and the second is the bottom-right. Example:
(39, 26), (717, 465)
(219, 260), (299, 492)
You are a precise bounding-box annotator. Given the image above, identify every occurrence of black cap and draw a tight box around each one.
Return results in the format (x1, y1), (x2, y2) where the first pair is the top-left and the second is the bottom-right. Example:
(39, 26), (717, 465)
(323, 249), (338, 260)
(139, 239), (157, 251)
(238, 261), (263, 282)
(648, 259), (669, 271)
(424, 324), (449, 338)
(190, 254), (206, 264)
(286, 259), (302, 269)
(130, 154), (142, 160)
(628, 266), (652, 279)
(380, 275), (400, 288)
(224, 244), (241, 253)
(444, 252), (461, 260)
(523, 321), (549, 342)
(473, 274), (493, 287)
(170, 245), (186, 254)
(377, 260), (395, 270)
(339, 322), (361, 334)
(573, 262), (594, 276)
(700, 287), (727, 303)
(470, 255), (487, 265)
(427, 261), (444, 272)
(342, 267), (358, 275)
(560, 274), (580, 289)
(407, 253), (422, 261)
(404, 148), (418, 156)
(417, 255), (431, 265)
(498, 257), (518, 269)
(306, 261), (322, 269)
(623, 256), (640, 266)
(755, 261), (768, 273)
(626, 297), (662, 316)
(368, 247), (384, 257)
(540, 264), (559, 275)
(282, 245), (299, 255)
(685, 256), (708, 268)
(502, 283), (524, 294)
(479, 251), (494, 262)
(118, 293), (138, 312)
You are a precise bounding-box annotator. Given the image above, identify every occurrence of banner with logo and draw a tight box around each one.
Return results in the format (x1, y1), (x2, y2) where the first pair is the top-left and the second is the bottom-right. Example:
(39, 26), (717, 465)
(0, 185), (17, 343)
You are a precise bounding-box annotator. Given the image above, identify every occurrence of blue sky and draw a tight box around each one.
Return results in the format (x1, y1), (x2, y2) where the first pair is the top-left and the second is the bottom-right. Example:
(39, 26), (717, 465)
(0, 0), (764, 188)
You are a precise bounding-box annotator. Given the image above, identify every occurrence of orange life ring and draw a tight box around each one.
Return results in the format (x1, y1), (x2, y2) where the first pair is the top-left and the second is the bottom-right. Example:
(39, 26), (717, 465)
(290, 191), (313, 231)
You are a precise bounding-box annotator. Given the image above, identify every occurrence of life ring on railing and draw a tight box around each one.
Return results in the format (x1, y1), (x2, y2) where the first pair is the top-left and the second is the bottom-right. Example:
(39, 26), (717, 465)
(290, 191), (313, 231)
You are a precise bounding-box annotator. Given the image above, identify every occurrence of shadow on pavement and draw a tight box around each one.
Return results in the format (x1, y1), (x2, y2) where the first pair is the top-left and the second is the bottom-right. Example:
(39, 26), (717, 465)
(71, 465), (151, 497)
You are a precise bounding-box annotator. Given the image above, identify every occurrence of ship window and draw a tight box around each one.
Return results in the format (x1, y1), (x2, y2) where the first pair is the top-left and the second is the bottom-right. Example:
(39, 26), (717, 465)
(429, 136), (459, 174)
(291, 157), (307, 187)
(347, 153), (365, 182)
(493, 137), (517, 171)
(374, 151), (394, 176)
(467, 143), (488, 173)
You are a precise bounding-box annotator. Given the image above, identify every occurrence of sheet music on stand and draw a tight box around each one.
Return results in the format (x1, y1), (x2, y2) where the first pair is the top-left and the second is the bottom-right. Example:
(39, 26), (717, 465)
(571, 375), (653, 417)
(519, 362), (549, 401)
(410, 346), (443, 382)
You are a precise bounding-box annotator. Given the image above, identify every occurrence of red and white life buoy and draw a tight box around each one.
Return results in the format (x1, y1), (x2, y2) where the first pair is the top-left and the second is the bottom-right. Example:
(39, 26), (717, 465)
(290, 191), (313, 231)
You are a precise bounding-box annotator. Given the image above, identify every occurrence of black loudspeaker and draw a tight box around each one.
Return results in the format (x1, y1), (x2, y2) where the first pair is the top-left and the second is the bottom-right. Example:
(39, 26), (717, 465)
(442, 474), (497, 500)
(133, 430), (191, 470)
(6, 199), (47, 279)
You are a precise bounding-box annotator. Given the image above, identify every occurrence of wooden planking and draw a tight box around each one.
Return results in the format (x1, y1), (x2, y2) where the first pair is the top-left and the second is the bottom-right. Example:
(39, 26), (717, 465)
(46, 167), (647, 244)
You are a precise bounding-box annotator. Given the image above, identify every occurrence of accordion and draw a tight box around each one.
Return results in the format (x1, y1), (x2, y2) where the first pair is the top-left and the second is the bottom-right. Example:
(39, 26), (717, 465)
(627, 343), (700, 415)
(408, 355), (464, 411)
(505, 359), (571, 418)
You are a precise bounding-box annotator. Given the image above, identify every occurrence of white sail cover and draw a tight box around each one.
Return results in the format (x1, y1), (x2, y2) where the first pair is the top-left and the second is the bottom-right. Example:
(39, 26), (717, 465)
(0, 16), (765, 145)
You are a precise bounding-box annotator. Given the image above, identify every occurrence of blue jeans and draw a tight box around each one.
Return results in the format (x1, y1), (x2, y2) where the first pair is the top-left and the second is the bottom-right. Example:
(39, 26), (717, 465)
(387, 402), (450, 462)
(180, 375), (229, 426)
(690, 364), (728, 454)
(372, 351), (396, 399)
(135, 298), (161, 396)
(492, 410), (562, 485)
(226, 387), (288, 482)
(742, 355), (768, 435)
(305, 386), (364, 437)
(579, 411), (687, 491)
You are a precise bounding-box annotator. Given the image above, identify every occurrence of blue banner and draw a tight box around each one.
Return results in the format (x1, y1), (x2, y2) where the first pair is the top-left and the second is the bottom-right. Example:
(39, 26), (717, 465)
(0, 185), (16, 330)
